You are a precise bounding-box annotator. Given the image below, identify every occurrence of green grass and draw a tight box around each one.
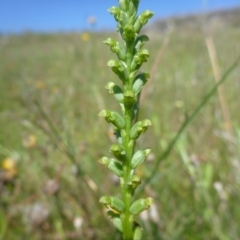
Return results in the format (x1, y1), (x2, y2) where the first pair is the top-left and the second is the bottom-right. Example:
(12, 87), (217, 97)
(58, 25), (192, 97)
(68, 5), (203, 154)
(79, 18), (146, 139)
(0, 21), (240, 240)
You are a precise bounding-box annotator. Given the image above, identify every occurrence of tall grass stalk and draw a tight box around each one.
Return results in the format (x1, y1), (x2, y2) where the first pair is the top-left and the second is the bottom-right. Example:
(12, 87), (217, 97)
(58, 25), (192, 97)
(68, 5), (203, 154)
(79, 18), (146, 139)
(205, 36), (233, 138)
(98, 0), (154, 239)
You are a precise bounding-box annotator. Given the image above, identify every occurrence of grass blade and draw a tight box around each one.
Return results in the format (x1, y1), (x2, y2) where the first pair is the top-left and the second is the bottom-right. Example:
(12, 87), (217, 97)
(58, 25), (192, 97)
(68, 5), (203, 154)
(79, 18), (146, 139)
(139, 55), (240, 191)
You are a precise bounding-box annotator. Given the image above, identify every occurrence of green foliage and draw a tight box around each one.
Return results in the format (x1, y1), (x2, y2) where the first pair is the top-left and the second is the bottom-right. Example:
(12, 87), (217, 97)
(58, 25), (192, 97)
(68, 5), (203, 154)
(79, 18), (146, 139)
(0, 7), (240, 240)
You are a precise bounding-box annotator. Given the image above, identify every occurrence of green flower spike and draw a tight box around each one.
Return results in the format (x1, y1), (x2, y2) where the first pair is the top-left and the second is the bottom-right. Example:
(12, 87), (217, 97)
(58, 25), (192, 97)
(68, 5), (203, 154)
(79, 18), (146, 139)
(99, 1), (154, 239)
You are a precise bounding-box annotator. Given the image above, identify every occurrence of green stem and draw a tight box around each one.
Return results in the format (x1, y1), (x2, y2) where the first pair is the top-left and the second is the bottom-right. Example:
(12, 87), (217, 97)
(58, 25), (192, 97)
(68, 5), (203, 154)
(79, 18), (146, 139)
(120, 37), (137, 239)
(121, 108), (134, 239)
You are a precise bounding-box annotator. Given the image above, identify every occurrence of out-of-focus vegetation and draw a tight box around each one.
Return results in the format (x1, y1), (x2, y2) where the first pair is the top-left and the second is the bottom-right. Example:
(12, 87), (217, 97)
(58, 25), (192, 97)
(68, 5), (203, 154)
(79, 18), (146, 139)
(0, 7), (240, 240)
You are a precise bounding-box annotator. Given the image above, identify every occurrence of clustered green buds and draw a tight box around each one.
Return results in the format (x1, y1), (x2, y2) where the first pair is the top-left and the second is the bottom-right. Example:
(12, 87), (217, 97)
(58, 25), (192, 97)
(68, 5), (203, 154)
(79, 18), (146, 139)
(99, 1), (154, 239)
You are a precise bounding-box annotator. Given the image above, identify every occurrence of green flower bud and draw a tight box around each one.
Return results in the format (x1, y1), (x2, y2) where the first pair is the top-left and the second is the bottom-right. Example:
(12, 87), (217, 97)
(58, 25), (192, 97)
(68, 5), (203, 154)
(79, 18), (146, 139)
(123, 90), (135, 107)
(133, 225), (142, 240)
(129, 0), (140, 18)
(135, 35), (149, 51)
(122, 25), (137, 41)
(99, 157), (123, 177)
(108, 6), (121, 22)
(110, 144), (126, 161)
(130, 149), (151, 169)
(129, 197), (154, 215)
(107, 60), (127, 81)
(118, 0), (129, 11)
(129, 70), (139, 83)
(105, 82), (124, 103)
(104, 38), (126, 60)
(100, 196), (125, 213)
(134, 10), (154, 33)
(133, 72), (150, 94)
(113, 216), (123, 232)
(132, 49), (150, 70)
(107, 59), (124, 72)
(130, 119), (152, 140)
(128, 14), (136, 26)
(107, 210), (123, 232)
(118, 10), (128, 26)
(99, 110), (125, 129)
(127, 175), (141, 190)
(108, 161), (123, 177)
(99, 156), (110, 166)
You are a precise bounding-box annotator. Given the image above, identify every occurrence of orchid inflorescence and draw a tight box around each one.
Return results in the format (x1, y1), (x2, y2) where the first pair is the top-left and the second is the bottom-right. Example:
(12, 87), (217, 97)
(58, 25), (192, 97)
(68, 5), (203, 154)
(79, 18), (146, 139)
(99, 0), (154, 239)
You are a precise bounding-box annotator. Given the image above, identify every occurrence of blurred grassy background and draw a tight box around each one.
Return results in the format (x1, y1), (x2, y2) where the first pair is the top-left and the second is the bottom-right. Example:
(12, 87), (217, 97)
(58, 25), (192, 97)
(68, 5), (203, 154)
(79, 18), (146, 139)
(0, 8), (240, 240)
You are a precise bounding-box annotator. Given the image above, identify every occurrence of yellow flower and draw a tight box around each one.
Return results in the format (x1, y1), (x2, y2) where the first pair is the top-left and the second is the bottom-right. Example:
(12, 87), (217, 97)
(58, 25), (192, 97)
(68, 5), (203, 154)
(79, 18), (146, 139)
(81, 33), (90, 42)
(1, 157), (17, 178)
(2, 158), (15, 171)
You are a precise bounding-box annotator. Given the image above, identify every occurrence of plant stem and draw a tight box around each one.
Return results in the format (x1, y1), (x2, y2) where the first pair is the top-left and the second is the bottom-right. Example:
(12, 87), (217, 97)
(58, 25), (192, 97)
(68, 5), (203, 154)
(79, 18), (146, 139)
(121, 108), (134, 239)
(120, 37), (136, 239)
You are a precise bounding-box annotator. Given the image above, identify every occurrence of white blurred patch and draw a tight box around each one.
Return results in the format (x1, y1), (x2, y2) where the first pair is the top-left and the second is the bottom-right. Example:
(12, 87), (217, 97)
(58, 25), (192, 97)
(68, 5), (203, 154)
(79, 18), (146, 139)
(73, 216), (83, 230)
(26, 202), (49, 228)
